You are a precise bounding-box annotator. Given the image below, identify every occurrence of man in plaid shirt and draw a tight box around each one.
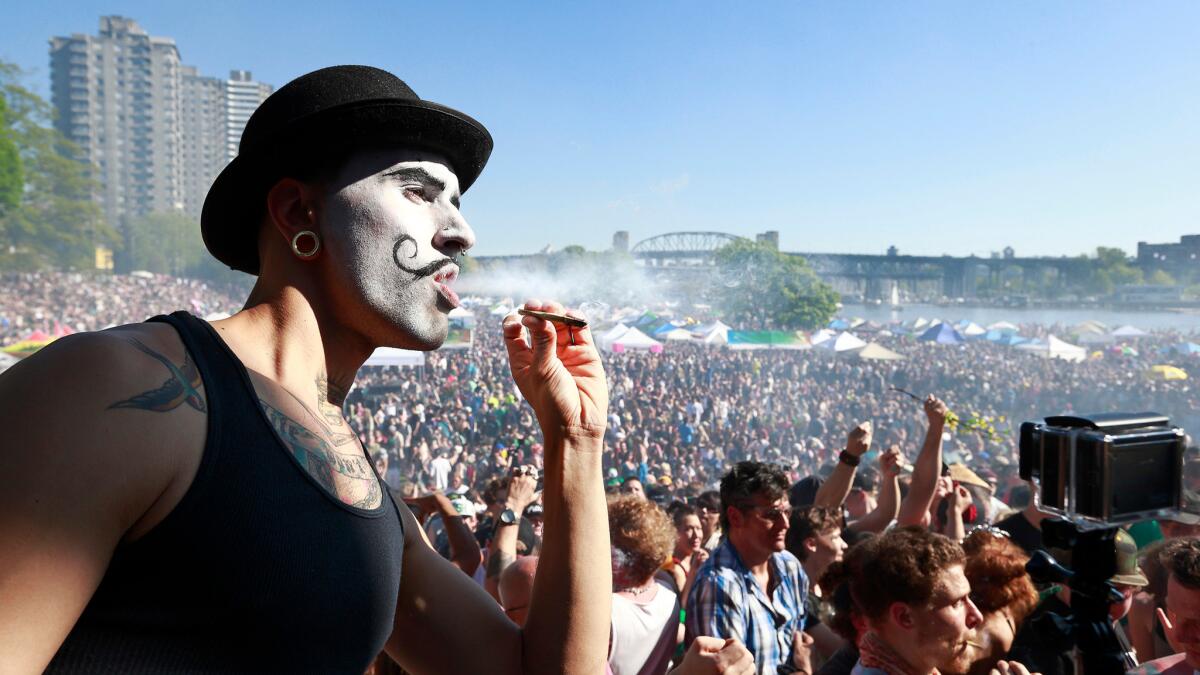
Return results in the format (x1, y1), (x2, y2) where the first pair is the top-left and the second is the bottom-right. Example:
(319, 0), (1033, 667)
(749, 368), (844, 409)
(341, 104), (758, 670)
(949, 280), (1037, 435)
(687, 461), (814, 674)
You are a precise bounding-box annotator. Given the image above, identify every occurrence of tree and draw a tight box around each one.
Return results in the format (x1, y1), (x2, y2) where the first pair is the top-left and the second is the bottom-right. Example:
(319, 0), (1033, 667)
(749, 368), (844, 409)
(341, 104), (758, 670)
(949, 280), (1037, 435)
(124, 211), (206, 276)
(0, 61), (116, 269)
(711, 239), (839, 330)
(0, 95), (21, 215)
(1147, 269), (1176, 286)
(1081, 246), (1142, 296)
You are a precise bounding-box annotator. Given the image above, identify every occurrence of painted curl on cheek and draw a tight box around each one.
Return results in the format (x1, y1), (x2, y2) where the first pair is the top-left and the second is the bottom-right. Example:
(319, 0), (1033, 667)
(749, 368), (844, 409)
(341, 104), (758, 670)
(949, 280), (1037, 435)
(392, 234), (456, 278)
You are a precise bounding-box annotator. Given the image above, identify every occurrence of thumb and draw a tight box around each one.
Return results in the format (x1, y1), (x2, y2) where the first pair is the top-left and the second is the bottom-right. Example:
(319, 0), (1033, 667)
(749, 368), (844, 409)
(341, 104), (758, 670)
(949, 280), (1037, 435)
(1158, 607), (1175, 634)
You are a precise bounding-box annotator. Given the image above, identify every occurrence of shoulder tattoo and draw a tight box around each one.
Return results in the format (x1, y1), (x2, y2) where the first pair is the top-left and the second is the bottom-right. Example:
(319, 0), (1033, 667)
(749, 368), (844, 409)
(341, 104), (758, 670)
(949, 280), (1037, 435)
(108, 338), (206, 413)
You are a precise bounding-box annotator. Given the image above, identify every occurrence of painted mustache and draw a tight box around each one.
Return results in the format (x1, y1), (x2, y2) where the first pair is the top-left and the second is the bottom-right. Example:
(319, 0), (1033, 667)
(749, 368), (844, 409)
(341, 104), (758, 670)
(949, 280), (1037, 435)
(393, 235), (455, 277)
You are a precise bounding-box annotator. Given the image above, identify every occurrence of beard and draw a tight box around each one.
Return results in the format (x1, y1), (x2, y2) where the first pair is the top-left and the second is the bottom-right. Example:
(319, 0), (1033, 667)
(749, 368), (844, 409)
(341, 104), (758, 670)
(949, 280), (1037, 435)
(920, 622), (973, 675)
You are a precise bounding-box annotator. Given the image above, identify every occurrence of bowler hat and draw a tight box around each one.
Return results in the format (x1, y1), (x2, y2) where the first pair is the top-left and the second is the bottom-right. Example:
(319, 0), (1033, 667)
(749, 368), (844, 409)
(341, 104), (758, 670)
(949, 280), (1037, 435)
(201, 65), (493, 275)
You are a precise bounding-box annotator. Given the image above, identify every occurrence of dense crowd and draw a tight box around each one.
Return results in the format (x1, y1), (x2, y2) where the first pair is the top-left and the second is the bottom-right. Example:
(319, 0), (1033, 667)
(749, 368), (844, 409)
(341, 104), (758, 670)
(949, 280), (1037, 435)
(0, 271), (245, 345)
(346, 306), (1199, 506)
(6, 272), (1200, 675)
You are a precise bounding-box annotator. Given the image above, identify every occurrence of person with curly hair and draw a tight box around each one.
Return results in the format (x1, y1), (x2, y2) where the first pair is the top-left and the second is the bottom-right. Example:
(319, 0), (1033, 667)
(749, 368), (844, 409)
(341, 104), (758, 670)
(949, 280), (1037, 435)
(948, 529), (1039, 675)
(607, 494), (683, 675)
(844, 527), (995, 675)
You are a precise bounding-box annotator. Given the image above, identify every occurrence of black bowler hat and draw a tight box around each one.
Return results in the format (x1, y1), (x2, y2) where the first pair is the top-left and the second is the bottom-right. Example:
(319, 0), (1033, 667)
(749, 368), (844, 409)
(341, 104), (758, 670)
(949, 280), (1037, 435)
(201, 65), (493, 275)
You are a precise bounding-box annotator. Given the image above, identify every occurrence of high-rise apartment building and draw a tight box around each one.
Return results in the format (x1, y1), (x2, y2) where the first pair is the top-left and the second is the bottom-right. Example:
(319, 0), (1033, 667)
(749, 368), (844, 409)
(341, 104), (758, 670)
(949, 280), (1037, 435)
(51, 17), (272, 225)
(224, 70), (272, 164)
(50, 16), (184, 228)
(179, 68), (270, 217)
(180, 66), (225, 219)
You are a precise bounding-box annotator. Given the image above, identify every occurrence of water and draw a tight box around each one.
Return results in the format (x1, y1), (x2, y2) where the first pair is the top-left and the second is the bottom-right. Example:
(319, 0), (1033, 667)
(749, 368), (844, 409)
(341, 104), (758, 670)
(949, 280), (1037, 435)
(840, 303), (1200, 332)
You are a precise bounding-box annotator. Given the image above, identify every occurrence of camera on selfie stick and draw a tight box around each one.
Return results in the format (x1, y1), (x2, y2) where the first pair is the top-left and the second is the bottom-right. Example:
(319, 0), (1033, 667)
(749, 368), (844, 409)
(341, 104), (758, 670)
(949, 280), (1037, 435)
(1018, 412), (1189, 675)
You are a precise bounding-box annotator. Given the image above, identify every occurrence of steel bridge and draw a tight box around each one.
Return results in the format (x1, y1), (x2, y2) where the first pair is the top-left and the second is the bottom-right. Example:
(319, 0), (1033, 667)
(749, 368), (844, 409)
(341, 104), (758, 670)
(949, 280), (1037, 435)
(474, 231), (1096, 300)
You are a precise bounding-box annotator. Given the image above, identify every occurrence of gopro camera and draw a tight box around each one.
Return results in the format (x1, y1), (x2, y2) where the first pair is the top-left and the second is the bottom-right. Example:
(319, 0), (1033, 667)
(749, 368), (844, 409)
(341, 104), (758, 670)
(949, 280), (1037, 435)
(1019, 412), (1187, 525)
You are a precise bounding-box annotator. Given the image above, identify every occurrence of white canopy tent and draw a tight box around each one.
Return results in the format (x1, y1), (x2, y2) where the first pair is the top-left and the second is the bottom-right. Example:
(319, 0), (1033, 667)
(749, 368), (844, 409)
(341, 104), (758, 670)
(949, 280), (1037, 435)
(856, 343), (906, 361)
(1016, 335), (1086, 363)
(1111, 325), (1150, 338)
(987, 321), (1020, 334)
(596, 324), (631, 351)
(961, 322), (987, 337)
(661, 328), (695, 342)
(364, 347), (426, 367)
(810, 329), (837, 346)
(815, 331), (867, 353)
(691, 320), (731, 339)
(607, 327), (663, 353)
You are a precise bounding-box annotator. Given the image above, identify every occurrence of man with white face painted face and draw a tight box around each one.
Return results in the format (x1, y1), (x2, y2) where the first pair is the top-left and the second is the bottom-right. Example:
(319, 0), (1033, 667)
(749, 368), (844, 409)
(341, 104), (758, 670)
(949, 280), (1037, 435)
(0, 66), (612, 675)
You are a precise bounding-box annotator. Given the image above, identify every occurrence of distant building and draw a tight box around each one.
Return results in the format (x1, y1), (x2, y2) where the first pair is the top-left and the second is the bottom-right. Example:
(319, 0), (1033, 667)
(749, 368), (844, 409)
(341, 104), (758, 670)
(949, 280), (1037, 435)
(181, 68), (271, 217)
(756, 230), (779, 250)
(50, 16), (184, 228)
(612, 230), (630, 253)
(1138, 236), (1200, 277)
(51, 17), (272, 225)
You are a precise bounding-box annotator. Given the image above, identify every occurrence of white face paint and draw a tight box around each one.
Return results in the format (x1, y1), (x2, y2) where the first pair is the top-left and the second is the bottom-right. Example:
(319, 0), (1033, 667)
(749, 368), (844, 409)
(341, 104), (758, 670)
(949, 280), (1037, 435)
(320, 148), (474, 350)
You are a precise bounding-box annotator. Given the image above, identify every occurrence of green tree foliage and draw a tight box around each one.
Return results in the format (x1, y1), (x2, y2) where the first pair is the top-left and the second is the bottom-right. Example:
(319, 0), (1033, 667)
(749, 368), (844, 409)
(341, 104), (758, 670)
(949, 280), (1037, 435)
(0, 62), (116, 269)
(1146, 269), (1176, 286)
(1085, 246), (1142, 295)
(124, 211), (207, 276)
(712, 239), (839, 330)
(0, 95), (21, 215)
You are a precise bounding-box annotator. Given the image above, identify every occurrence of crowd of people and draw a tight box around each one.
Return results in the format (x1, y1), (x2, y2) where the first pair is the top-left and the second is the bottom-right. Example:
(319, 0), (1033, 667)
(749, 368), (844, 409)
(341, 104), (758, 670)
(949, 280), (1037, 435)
(5, 271), (1200, 675)
(0, 271), (245, 345)
(345, 304), (1198, 508)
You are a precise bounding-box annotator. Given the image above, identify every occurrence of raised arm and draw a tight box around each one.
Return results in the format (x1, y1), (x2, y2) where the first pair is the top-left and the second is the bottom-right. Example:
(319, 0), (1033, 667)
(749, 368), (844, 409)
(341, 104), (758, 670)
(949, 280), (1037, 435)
(896, 396), (948, 527)
(386, 301), (609, 675)
(849, 445), (903, 534)
(410, 492), (483, 576)
(484, 470), (539, 600)
(813, 422), (872, 509)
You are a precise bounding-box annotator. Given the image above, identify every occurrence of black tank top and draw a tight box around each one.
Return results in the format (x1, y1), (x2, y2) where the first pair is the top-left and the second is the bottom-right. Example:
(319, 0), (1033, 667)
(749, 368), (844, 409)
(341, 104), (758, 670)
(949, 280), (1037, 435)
(46, 311), (406, 674)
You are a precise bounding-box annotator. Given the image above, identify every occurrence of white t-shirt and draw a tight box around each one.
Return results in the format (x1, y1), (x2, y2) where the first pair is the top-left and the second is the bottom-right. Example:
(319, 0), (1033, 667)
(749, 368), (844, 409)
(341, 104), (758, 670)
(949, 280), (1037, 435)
(430, 456), (452, 492)
(609, 574), (680, 675)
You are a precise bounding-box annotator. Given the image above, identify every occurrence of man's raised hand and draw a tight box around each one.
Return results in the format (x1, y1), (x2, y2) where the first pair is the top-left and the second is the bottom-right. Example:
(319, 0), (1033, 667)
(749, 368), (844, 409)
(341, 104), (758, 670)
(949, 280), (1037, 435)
(846, 421), (873, 458)
(502, 300), (608, 441)
(879, 445), (904, 477)
(924, 395), (948, 426)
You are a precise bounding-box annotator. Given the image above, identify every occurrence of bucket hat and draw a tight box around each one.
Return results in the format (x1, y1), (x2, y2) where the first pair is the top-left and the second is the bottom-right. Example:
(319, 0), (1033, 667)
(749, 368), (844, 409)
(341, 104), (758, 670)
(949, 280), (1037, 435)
(201, 65), (493, 274)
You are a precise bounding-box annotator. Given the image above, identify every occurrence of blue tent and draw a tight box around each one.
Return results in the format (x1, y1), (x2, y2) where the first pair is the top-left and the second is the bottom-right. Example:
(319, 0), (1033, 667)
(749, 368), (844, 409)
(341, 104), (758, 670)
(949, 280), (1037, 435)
(991, 333), (1031, 346)
(828, 318), (851, 330)
(1173, 342), (1200, 355)
(919, 323), (965, 344)
(633, 312), (660, 330)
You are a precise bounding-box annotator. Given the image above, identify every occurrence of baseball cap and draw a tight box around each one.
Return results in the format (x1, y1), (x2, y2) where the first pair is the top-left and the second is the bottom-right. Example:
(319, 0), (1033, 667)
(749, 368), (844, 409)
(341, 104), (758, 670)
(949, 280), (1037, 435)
(450, 497), (476, 518)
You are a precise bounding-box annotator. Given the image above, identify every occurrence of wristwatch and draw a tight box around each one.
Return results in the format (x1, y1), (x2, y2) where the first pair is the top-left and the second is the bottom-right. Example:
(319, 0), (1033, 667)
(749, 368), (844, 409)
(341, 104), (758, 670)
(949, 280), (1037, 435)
(498, 508), (519, 526)
(838, 450), (861, 467)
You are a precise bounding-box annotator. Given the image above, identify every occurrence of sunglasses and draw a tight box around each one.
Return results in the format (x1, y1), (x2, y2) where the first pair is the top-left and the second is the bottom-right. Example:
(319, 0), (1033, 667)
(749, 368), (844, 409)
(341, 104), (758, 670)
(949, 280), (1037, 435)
(742, 505), (793, 521)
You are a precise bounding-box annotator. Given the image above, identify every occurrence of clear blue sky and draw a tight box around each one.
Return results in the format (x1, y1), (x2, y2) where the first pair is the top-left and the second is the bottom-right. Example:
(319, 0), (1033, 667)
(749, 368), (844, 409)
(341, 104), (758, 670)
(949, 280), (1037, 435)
(3, 1), (1198, 257)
